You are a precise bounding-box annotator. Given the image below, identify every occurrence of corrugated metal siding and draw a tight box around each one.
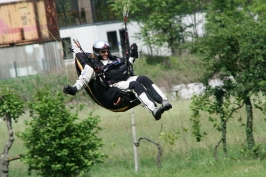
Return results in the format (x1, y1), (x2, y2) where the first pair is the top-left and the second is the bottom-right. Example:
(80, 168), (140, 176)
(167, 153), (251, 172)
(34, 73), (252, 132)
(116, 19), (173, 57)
(0, 41), (63, 79)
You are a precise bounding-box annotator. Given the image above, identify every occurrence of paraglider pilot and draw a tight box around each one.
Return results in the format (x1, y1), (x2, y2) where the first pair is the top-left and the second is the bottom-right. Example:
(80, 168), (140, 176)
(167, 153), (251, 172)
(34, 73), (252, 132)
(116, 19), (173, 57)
(63, 40), (172, 120)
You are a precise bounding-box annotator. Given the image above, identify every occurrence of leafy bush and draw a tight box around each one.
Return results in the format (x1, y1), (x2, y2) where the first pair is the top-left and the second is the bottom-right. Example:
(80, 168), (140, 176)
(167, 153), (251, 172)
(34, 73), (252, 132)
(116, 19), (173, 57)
(0, 86), (24, 122)
(17, 90), (105, 177)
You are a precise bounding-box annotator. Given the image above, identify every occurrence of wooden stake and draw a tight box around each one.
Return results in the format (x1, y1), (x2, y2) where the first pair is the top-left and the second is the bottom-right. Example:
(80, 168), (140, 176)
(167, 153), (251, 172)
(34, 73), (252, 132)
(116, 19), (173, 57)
(131, 108), (138, 172)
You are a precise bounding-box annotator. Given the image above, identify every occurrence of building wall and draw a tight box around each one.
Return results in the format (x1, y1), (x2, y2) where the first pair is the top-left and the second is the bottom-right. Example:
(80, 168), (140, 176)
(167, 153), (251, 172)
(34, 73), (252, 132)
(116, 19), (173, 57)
(0, 0), (59, 47)
(0, 41), (63, 79)
(0, 0), (206, 78)
(60, 21), (148, 65)
(59, 12), (206, 64)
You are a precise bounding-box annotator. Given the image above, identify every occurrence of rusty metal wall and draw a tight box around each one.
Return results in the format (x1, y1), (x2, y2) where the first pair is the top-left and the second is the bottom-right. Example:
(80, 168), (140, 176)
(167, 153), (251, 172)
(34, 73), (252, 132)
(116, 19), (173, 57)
(0, 0), (60, 47)
(0, 41), (63, 79)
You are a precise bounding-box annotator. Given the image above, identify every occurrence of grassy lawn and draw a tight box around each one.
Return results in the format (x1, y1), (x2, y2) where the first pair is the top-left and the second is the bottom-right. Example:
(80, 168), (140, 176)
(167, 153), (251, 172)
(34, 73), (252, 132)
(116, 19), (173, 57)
(0, 54), (265, 176)
(2, 99), (266, 177)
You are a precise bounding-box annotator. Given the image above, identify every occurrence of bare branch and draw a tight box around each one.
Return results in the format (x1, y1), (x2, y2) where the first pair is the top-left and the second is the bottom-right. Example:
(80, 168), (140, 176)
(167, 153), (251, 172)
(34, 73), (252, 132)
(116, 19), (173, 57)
(226, 101), (244, 121)
(8, 154), (22, 162)
(214, 138), (222, 161)
(135, 137), (162, 168)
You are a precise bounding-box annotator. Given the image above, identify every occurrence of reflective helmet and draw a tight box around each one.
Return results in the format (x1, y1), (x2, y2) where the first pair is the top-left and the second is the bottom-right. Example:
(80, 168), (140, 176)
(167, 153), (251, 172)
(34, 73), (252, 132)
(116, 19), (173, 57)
(92, 40), (110, 59)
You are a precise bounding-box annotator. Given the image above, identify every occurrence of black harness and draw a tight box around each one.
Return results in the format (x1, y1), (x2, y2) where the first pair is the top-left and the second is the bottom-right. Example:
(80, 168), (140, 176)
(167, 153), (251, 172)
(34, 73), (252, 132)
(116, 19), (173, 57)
(75, 52), (140, 112)
(91, 56), (132, 85)
(82, 54), (133, 87)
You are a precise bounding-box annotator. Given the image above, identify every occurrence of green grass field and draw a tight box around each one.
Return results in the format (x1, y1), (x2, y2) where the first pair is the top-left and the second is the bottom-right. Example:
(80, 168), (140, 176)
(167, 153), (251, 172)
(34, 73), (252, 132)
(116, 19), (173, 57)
(1, 54), (265, 176)
(2, 99), (266, 177)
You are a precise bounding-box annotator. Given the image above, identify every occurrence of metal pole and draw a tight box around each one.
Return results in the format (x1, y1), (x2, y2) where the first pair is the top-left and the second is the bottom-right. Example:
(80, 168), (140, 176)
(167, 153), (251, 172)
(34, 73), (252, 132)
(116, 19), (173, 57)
(42, 58), (46, 72)
(131, 108), (139, 172)
(13, 61), (18, 77)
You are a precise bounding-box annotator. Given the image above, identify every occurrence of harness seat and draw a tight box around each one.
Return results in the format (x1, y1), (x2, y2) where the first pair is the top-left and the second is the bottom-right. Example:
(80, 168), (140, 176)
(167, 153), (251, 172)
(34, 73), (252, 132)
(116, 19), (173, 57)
(75, 52), (141, 112)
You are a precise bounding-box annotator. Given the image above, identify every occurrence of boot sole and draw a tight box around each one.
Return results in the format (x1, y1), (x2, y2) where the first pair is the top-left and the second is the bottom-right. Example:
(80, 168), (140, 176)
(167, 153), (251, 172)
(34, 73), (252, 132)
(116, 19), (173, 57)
(162, 103), (172, 111)
(154, 107), (165, 121)
(154, 104), (172, 121)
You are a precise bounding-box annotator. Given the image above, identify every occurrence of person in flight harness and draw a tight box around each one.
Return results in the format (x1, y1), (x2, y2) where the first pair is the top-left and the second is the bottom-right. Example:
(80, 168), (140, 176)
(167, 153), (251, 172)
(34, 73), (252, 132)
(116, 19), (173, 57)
(64, 40), (172, 120)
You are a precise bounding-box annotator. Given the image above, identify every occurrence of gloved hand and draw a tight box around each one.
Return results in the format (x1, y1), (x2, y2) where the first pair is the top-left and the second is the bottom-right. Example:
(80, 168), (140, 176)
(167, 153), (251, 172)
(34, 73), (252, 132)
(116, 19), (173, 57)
(63, 85), (77, 96)
(94, 65), (108, 73)
(94, 66), (104, 73)
(130, 43), (138, 58)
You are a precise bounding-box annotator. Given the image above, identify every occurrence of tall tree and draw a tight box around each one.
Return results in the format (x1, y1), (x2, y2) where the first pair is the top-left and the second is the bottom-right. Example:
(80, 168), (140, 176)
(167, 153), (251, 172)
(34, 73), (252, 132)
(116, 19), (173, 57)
(110, 0), (209, 55)
(0, 87), (24, 177)
(190, 0), (266, 154)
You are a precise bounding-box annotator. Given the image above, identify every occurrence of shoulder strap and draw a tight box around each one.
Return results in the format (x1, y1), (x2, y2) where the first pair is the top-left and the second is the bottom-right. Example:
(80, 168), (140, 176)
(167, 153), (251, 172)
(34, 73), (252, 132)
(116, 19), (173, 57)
(75, 52), (110, 87)
(75, 52), (96, 69)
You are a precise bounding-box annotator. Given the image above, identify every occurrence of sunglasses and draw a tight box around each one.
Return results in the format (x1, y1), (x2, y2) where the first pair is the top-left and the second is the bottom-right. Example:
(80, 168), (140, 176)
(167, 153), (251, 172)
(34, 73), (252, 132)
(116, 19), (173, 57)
(99, 50), (108, 54)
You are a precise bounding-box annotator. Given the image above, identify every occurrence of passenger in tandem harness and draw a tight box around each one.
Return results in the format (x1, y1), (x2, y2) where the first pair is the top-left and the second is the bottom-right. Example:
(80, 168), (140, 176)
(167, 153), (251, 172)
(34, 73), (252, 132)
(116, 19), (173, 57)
(63, 40), (172, 120)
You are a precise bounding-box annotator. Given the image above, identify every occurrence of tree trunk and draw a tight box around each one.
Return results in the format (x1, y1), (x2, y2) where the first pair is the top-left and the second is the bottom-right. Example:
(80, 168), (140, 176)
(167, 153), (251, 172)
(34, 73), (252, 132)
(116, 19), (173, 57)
(221, 118), (227, 157)
(1, 115), (14, 177)
(244, 97), (255, 150)
(215, 89), (227, 158)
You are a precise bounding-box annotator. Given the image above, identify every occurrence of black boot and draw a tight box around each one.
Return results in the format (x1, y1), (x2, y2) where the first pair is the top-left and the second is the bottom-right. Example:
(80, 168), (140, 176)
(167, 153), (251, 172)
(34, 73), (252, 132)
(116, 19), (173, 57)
(152, 107), (165, 121)
(162, 100), (172, 111)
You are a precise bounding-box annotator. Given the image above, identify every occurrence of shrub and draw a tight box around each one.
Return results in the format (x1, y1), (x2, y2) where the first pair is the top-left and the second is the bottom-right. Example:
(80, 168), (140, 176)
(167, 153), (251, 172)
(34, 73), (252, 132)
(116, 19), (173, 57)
(17, 90), (105, 177)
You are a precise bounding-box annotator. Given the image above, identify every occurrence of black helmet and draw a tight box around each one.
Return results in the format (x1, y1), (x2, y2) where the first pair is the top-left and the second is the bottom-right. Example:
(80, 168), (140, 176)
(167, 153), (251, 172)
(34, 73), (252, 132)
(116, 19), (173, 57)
(92, 40), (110, 59)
